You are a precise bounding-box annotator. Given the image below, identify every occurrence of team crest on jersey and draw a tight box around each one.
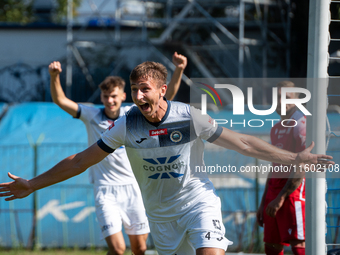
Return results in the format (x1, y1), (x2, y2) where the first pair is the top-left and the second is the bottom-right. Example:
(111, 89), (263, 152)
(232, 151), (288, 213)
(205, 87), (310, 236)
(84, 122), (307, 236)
(149, 128), (168, 136)
(170, 131), (182, 143)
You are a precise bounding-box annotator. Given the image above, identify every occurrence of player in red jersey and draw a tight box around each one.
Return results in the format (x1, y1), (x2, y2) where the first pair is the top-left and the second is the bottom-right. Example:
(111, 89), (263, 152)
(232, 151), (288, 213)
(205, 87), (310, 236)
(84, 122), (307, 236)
(257, 81), (306, 255)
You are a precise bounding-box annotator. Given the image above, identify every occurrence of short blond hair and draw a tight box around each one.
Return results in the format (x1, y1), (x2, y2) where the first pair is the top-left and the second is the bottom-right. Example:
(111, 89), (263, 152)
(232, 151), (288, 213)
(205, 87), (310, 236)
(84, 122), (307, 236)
(129, 61), (167, 87)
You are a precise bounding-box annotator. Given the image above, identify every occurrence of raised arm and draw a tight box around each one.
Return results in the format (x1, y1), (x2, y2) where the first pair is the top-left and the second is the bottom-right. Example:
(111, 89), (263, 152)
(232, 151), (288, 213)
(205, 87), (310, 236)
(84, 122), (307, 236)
(213, 127), (334, 167)
(49, 61), (79, 117)
(165, 52), (187, 100)
(0, 143), (109, 201)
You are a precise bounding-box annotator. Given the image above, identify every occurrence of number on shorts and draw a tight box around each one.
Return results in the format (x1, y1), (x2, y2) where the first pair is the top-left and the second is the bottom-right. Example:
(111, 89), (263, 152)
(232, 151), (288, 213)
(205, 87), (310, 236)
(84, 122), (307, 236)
(205, 232), (211, 240)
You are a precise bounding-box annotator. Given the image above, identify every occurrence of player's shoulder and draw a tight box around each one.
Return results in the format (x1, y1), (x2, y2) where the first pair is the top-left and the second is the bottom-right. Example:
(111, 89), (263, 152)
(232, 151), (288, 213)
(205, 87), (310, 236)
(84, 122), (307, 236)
(125, 104), (141, 117)
(78, 103), (101, 119)
(292, 110), (306, 127)
(78, 103), (99, 112)
(169, 101), (191, 116)
(124, 105), (144, 126)
(119, 104), (133, 116)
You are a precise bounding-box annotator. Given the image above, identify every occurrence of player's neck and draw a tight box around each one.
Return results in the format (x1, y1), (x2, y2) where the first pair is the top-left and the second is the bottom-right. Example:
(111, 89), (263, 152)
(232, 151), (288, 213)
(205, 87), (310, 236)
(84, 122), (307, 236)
(104, 108), (120, 120)
(148, 97), (168, 123)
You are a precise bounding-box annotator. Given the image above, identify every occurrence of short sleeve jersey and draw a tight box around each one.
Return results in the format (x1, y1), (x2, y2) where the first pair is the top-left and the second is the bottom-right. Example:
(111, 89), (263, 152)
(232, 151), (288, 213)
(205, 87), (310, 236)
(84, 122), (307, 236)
(269, 110), (306, 190)
(77, 104), (136, 185)
(99, 101), (223, 222)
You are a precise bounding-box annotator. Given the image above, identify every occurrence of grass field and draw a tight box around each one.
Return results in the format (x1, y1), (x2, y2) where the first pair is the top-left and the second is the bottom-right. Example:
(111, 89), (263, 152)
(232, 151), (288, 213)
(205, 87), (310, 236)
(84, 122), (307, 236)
(0, 249), (131, 255)
(0, 250), (266, 255)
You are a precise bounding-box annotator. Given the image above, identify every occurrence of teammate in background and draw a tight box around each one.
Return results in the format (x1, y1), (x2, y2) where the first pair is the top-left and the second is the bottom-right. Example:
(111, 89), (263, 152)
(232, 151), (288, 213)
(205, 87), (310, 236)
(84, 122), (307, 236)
(256, 81), (307, 255)
(0, 64), (334, 255)
(47, 52), (187, 255)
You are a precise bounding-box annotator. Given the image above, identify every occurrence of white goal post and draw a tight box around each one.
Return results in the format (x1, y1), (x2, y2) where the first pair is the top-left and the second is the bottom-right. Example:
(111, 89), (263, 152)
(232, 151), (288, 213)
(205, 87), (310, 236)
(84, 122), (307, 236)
(306, 0), (330, 254)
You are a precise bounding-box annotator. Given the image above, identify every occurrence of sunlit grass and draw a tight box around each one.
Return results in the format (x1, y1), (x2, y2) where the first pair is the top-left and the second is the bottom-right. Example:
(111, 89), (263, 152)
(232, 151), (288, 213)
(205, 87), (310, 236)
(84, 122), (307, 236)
(0, 248), (134, 255)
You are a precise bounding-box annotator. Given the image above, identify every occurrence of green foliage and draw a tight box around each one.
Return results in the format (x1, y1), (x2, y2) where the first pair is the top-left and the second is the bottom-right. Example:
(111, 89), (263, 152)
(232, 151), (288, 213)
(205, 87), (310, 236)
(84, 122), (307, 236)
(0, 0), (33, 23)
(54, 0), (82, 23)
(0, 248), (110, 255)
(0, 0), (82, 24)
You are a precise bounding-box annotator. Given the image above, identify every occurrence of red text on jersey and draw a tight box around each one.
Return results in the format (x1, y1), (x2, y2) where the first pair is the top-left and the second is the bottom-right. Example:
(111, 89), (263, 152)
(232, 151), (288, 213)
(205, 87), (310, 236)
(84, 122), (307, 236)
(108, 122), (115, 130)
(149, 128), (168, 136)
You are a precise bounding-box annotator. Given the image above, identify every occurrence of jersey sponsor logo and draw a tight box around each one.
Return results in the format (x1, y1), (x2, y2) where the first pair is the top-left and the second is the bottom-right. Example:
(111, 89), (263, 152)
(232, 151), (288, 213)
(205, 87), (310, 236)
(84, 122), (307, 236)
(170, 131), (182, 143)
(142, 155), (185, 180)
(108, 122), (115, 130)
(136, 138), (147, 144)
(149, 128), (168, 136)
(147, 172), (184, 180)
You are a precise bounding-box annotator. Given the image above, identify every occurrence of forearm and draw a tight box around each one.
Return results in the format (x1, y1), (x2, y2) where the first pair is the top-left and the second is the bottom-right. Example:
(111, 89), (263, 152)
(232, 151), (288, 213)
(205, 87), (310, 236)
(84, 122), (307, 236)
(29, 143), (108, 192)
(165, 67), (184, 100)
(29, 154), (87, 192)
(238, 134), (298, 165)
(50, 74), (78, 116)
(50, 74), (66, 105)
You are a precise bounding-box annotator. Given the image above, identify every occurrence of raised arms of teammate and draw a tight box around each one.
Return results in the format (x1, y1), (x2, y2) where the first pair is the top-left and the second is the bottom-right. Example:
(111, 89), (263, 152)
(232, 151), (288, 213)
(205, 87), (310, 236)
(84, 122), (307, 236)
(165, 52), (187, 100)
(49, 61), (78, 117)
(48, 52), (187, 116)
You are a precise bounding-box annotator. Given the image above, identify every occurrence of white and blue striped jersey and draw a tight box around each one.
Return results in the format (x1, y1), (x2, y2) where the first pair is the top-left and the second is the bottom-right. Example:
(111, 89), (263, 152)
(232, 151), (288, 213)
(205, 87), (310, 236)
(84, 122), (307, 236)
(77, 104), (137, 185)
(98, 101), (223, 222)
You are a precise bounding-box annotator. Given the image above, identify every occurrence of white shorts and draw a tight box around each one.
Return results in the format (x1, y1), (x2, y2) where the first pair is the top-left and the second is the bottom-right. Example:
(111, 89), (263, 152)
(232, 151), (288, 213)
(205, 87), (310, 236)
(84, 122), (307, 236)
(149, 196), (233, 255)
(94, 183), (150, 238)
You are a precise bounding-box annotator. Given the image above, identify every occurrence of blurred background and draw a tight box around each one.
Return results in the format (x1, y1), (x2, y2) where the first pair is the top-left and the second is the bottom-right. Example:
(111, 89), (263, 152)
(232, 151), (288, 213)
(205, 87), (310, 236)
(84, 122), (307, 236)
(0, 0), (339, 253)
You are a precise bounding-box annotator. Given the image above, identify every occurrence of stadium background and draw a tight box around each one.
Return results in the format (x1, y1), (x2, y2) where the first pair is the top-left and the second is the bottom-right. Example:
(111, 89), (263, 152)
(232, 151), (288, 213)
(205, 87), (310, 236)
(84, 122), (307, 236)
(0, 0), (340, 254)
